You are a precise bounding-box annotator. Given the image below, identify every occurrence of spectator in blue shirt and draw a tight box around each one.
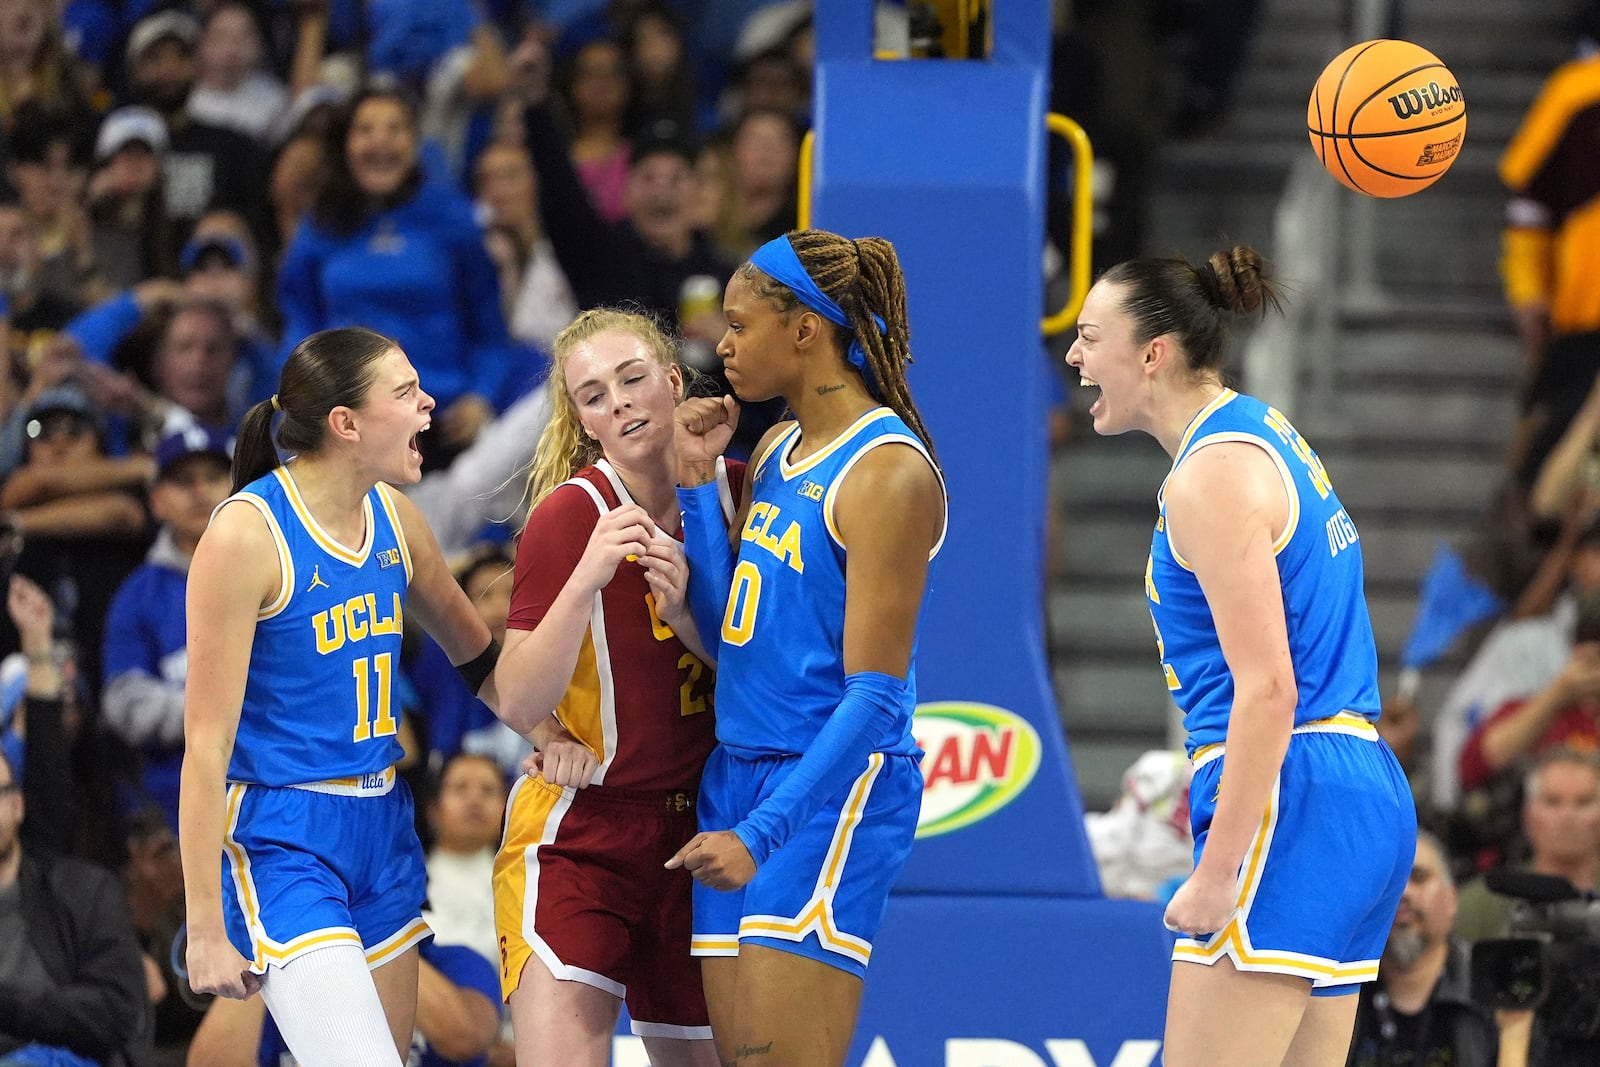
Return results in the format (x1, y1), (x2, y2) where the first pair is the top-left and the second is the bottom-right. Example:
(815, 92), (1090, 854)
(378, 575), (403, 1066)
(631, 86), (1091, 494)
(276, 85), (524, 468)
(100, 427), (233, 831)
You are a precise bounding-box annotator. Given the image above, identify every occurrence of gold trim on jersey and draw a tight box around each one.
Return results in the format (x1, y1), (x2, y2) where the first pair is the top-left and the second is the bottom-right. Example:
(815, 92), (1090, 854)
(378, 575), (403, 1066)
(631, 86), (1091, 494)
(1158, 389), (1238, 509)
(494, 775), (590, 1001)
(734, 752), (884, 967)
(751, 423), (800, 481)
(284, 765), (396, 796)
(219, 493), (296, 619)
(374, 483), (414, 583)
(821, 432), (948, 560)
(1191, 711), (1377, 771)
(1174, 728), (1384, 985)
(1164, 431), (1301, 572)
(1171, 779), (1344, 978)
(364, 918), (431, 969)
(223, 783), (269, 970)
(273, 467), (375, 566)
(777, 408), (896, 480)
(550, 629), (612, 778)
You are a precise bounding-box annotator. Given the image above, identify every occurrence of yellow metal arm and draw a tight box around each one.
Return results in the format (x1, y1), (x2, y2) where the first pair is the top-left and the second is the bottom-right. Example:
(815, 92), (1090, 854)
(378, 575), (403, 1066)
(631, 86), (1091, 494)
(1042, 113), (1093, 336)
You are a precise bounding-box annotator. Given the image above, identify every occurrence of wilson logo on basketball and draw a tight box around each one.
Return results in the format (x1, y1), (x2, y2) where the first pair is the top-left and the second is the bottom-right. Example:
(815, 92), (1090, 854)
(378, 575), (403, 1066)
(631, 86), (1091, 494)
(1386, 80), (1464, 120)
(912, 702), (1041, 838)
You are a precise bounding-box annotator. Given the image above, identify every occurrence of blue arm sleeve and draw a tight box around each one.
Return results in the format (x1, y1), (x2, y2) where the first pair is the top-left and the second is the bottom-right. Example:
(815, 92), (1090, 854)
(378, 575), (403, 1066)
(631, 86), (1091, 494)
(64, 290), (141, 364)
(732, 670), (907, 867)
(677, 479), (735, 659)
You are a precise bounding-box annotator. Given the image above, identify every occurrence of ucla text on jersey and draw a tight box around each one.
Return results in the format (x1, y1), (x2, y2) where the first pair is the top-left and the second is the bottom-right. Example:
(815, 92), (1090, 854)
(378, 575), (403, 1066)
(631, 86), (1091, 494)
(222, 468), (414, 786)
(715, 408), (946, 757)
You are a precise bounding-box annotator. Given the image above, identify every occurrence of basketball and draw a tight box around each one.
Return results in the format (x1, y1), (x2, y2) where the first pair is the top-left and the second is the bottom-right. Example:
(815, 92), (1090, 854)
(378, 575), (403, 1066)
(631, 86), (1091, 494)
(1307, 39), (1466, 198)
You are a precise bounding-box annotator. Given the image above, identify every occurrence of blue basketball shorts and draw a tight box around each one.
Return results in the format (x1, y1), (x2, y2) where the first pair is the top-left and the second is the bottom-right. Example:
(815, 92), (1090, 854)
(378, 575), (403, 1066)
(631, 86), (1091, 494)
(690, 745), (922, 978)
(1174, 717), (1417, 995)
(221, 769), (430, 974)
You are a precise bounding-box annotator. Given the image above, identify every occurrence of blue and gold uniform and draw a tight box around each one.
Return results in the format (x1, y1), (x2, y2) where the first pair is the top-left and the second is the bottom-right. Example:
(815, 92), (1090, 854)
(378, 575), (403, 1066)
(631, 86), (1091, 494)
(1148, 390), (1415, 992)
(691, 408), (946, 977)
(220, 467), (429, 974)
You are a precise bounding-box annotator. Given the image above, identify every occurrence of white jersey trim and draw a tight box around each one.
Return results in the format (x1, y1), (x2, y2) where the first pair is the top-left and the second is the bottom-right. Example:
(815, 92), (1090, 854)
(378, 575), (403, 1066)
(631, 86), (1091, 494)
(517, 782), (629, 997)
(1163, 431), (1299, 572)
(215, 493), (295, 620)
(821, 433), (948, 560)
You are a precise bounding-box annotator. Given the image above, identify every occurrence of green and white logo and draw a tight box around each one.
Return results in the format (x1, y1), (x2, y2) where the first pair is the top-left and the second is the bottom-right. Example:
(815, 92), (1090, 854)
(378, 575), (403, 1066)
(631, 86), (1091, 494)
(913, 703), (1042, 839)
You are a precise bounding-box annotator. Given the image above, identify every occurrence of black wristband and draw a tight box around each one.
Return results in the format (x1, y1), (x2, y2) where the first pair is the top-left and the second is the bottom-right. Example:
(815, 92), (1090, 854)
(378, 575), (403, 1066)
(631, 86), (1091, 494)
(455, 639), (501, 696)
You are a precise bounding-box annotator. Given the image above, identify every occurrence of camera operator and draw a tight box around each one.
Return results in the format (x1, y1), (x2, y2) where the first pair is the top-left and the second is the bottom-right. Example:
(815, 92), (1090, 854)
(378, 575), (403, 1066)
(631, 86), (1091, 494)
(1462, 749), (1600, 1066)
(1457, 748), (1600, 942)
(1348, 832), (1504, 1066)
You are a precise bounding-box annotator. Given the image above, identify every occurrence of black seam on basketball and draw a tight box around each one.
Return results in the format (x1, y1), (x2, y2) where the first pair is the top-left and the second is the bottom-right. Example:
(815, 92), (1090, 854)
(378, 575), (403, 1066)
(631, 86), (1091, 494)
(1306, 112), (1465, 139)
(1350, 135), (1457, 181)
(1330, 42), (1383, 195)
(1312, 81), (1329, 164)
(1353, 63), (1458, 127)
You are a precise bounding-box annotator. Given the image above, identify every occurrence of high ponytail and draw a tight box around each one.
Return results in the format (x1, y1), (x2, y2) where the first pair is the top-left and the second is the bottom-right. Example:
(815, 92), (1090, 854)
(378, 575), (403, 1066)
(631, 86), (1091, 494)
(230, 398), (281, 494)
(232, 327), (398, 493)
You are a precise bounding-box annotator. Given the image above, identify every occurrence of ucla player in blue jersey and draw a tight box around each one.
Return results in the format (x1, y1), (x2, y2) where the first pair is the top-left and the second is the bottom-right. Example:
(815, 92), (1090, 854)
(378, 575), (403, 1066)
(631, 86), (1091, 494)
(667, 229), (947, 1067)
(177, 328), (504, 1067)
(1066, 247), (1417, 1066)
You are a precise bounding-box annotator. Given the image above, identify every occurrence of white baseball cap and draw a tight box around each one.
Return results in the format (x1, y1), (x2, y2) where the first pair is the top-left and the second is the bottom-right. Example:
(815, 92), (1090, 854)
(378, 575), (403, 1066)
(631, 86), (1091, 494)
(125, 10), (200, 64)
(95, 107), (169, 163)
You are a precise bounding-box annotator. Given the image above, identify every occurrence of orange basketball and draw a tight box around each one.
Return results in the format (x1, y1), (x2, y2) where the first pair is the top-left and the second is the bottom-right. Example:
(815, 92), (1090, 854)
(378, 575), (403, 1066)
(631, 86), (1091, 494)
(1307, 39), (1466, 198)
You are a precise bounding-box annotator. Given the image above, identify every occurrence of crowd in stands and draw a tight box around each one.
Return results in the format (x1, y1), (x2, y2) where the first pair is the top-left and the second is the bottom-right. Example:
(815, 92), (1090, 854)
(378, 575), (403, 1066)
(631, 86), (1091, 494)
(0, 0), (833, 1061)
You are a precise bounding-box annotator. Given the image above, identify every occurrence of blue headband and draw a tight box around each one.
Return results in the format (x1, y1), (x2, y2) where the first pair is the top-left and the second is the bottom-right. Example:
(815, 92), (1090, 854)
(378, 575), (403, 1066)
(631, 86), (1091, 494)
(748, 235), (886, 396)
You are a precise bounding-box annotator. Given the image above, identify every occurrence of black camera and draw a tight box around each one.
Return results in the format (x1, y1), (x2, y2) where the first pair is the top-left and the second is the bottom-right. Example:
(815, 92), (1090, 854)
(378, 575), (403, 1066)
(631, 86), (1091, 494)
(1471, 869), (1600, 1045)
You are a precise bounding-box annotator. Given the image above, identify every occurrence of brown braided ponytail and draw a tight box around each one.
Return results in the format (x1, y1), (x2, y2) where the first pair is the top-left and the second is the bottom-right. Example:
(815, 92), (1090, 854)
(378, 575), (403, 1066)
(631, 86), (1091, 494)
(736, 228), (939, 465)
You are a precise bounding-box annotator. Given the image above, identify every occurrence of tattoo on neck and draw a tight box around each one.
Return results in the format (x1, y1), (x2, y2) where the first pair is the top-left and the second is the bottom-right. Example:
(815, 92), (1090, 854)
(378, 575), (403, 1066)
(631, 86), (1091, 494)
(735, 1042), (774, 1059)
(816, 382), (846, 396)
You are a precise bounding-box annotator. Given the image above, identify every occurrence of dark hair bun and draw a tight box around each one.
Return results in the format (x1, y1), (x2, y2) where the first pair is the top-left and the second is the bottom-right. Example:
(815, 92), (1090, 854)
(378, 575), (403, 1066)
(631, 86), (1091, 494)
(1206, 246), (1277, 316)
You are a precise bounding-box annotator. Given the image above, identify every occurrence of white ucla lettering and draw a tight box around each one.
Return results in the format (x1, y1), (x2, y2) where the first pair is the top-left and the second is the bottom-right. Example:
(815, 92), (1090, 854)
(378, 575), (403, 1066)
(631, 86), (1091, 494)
(313, 593), (403, 653)
(740, 501), (804, 574)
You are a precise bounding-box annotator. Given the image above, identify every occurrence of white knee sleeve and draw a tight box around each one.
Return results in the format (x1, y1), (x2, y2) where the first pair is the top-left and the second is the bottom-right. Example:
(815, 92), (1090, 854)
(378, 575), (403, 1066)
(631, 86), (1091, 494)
(259, 944), (403, 1067)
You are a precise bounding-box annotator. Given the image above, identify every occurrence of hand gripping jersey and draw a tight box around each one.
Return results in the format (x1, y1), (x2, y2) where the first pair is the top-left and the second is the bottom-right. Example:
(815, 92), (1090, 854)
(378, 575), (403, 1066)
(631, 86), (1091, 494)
(714, 408), (946, 757)
(222, 467), (412, 786)
(505, 458), (725, 790)
(1146, 390), (1381, 756)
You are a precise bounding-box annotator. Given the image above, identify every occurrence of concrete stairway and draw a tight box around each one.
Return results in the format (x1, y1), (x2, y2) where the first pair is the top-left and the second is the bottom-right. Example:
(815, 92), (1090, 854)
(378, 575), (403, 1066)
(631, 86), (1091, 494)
(1050, 0), (1573, 807)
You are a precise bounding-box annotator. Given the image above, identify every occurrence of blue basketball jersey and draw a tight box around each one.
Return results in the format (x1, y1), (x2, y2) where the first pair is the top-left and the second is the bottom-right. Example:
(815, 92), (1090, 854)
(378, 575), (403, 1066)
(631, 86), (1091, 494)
(715, 408), (945, 757)
(1146, 390), (1380, 755)
(223, 467), (413, 785)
